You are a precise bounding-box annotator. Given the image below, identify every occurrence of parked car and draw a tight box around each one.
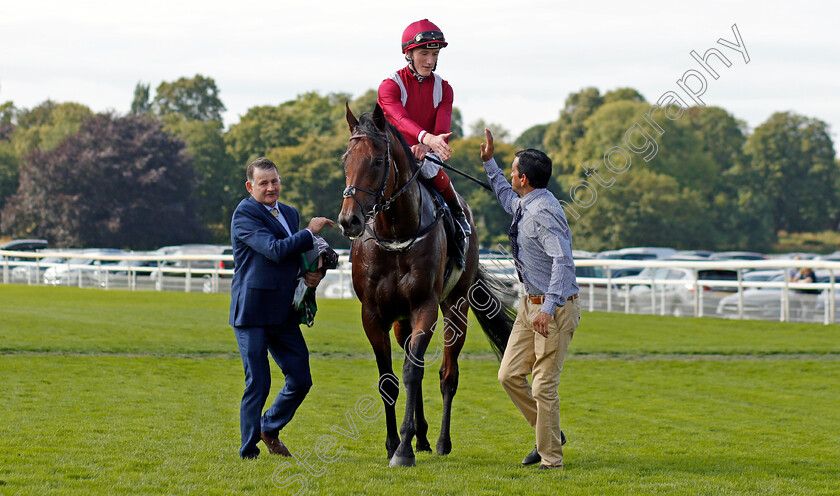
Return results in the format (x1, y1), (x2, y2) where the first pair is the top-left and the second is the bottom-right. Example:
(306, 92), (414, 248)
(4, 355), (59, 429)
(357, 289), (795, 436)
(709, 251), (766, 261)
(0, 238), (48, 253)
(595, 247), (674, 280)
(42, 249), (126, 286)
(89, 253), (159, 289)
(669, 250), (714, 259)
(10, 251), (78, 284)
(715, 270), (832, 321)
(1, 239), (49, 272)
(626, 267), (740, 316)
(149, 244), (227, 278)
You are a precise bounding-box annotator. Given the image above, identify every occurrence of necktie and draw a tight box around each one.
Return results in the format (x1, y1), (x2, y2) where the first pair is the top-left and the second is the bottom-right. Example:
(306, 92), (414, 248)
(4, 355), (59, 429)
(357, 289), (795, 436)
(509, 205), (524, 283)
(270, 208), (280, 221)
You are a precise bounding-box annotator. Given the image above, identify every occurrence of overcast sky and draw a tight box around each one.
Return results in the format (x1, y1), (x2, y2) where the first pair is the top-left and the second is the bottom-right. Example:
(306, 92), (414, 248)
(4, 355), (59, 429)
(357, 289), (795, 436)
(2, 0), (838, 150)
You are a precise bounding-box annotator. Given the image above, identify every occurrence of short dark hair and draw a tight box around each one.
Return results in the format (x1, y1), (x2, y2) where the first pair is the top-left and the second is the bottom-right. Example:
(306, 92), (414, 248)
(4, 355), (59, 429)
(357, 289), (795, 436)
(514, 149), (552, 189)
(246, 157), (278, 183)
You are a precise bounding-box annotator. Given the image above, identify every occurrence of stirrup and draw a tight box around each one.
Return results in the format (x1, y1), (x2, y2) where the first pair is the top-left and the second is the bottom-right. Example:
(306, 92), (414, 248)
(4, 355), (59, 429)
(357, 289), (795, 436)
(454, 214), (471, 236)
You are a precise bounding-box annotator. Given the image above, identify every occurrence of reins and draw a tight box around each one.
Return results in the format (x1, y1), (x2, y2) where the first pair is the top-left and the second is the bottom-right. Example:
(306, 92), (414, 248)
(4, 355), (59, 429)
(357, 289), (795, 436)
(343, 129), (444, 251)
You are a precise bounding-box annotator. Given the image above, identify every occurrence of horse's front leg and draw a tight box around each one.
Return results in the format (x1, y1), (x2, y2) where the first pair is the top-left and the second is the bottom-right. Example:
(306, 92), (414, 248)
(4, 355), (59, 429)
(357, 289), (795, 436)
(389, 303), (438, 467)
(362, 307), (400, 460)
(395, 320), (431, 454)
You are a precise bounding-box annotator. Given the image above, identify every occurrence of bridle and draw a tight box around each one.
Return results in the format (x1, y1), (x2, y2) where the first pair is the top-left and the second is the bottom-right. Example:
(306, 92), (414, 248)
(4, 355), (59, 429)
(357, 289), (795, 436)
(342, 130), (421, 221)
(342, 128), (441, 251)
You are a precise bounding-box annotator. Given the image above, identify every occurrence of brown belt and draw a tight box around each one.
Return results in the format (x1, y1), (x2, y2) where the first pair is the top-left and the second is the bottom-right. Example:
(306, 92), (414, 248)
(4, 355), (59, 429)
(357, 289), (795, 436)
(528, 294), (578, 304)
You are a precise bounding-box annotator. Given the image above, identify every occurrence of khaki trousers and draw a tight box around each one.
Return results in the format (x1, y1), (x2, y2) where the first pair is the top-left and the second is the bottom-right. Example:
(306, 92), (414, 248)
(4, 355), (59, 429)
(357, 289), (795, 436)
(498, 295), (581, 467)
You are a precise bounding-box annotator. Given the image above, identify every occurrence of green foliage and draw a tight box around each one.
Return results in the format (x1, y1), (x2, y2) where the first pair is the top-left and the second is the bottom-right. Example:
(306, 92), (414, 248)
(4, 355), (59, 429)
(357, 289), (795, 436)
(774, 230), (840, 254)
(451, 106), (464, 139)
(225, 92), (343, 167)
(11, 101), (93, 157)
(129, 82), (151, 116)
(0, 100), (16, 126)
(569, 168), (714, 251)
(514, 123), (547, 149)
(0, 140), (17, 210)
(152, 74), (226, 123)
(543, 87), (605, 175)
(162, 115), (239, 241)
(744, 111), (839, 232)
(0, 114), (203, 248)
(468, 119), (510, 142)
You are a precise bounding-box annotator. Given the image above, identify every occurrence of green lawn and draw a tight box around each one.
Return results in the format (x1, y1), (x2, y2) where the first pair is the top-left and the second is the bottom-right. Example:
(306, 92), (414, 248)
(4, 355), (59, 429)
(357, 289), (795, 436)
(1, 285), (838, 495)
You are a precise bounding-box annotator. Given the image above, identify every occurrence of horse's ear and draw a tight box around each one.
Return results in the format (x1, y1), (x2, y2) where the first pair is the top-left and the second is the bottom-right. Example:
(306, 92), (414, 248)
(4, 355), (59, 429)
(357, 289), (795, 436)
(373, 103), (387, 131)
(346, 102), (359, 131)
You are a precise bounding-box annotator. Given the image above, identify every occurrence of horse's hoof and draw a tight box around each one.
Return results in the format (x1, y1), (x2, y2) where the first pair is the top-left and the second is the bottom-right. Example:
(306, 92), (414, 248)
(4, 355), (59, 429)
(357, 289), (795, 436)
(416, 440), (432, 452)
(436, 438), (452, 456)
(389, 455), (416, 467)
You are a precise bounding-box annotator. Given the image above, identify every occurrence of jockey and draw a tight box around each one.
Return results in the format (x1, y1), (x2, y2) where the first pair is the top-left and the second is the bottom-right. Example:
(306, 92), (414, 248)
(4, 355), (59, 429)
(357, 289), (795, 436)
(378, 19), (472, 241)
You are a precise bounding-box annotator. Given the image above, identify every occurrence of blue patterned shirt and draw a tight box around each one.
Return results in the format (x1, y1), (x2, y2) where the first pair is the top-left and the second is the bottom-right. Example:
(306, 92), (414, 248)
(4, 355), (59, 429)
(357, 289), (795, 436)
(483, 158), (578, 314)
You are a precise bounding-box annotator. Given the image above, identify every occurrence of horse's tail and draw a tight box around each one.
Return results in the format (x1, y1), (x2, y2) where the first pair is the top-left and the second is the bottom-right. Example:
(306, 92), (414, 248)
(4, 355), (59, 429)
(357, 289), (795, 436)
(471, 264), (518, 360)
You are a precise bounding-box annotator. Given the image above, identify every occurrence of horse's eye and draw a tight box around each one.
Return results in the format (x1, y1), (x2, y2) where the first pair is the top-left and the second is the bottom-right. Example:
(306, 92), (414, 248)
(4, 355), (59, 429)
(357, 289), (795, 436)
(373, 157), (384, 168)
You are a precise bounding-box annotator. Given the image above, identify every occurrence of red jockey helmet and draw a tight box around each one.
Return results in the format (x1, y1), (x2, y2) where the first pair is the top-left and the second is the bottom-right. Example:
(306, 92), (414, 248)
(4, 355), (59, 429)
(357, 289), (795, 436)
(401, 19), (447, 53)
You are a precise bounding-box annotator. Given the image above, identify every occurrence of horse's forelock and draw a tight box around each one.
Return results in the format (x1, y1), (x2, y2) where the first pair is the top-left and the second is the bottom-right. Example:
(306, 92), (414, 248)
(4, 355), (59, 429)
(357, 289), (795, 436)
(351, 113), (417, 172)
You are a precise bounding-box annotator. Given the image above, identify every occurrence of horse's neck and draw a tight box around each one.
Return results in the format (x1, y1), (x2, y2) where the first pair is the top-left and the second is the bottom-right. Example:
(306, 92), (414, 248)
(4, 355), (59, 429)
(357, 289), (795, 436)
(375, 152), (424, 238)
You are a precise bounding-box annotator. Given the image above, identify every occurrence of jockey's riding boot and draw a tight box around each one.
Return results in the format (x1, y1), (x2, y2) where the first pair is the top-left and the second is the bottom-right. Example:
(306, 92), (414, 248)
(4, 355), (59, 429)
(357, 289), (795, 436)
(445, 195), (471, 238)
(431, 173), (471, 238)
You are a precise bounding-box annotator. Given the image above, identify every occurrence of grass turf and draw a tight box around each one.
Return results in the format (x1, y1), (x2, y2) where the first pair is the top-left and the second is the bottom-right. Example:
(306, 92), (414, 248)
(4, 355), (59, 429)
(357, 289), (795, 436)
(1, 285), (839, 495)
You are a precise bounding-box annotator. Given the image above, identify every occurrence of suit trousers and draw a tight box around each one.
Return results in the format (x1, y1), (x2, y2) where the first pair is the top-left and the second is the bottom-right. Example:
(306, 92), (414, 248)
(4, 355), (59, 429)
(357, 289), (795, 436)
(498, 295), (581, 467)
(234, 320), (312, 458)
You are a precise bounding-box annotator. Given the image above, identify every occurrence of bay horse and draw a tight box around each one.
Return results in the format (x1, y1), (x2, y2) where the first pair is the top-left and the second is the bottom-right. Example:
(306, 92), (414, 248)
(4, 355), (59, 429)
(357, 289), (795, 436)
(337, 103), (516, 467)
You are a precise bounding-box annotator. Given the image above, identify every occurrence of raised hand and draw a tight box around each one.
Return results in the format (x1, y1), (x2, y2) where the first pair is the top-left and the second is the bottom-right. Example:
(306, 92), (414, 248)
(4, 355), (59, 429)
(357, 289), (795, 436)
(480, 128), (494, 162)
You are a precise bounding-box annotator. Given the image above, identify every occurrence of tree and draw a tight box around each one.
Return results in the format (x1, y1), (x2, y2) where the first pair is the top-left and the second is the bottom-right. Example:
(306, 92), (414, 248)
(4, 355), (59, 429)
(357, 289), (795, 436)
(162, 114), (238, 241)
(468, 119), (510, 142)
(11, 101), (93, 157)
(543, 87), (605, 175)
(451, 107), (464, 140)
(569, 169), (714, 251)
(226, 92), (342, 166)
(1, 113), (203, 248)
(571, 101), (718, 194)
(744, 112), (839, 232)
(130, 82), (151, 115)
(0, 101), (16, 127)
(152, 74), (226, 123)
(514, 123), (548, 150)
(0, 140), (16, 211)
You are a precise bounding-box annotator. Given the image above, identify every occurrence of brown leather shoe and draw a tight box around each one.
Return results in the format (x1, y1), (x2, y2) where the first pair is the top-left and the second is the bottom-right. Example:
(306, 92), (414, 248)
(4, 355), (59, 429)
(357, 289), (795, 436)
(260, 432), (291, 456)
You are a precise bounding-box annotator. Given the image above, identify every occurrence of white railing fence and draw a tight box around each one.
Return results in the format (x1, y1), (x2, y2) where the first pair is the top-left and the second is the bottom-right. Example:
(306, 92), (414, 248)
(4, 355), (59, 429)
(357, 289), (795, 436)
(2, 250), (838, 325)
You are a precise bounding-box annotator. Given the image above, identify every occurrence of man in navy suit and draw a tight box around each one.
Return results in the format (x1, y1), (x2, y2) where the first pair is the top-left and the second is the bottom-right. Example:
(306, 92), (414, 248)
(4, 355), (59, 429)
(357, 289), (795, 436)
(229, 157), (334, 459)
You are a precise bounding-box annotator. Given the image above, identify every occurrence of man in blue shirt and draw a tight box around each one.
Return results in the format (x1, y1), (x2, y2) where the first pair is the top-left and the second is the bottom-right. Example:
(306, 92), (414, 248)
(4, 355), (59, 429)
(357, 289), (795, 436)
(480, 130), (581, 470)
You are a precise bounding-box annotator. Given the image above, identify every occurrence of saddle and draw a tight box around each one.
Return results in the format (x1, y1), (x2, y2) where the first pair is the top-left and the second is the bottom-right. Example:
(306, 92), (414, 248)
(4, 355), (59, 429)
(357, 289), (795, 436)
(424, 185), (466, 281)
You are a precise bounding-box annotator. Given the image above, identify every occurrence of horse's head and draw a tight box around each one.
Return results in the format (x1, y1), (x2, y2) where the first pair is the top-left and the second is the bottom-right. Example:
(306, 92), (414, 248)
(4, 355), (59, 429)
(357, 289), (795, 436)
(338, 103), (394, 238)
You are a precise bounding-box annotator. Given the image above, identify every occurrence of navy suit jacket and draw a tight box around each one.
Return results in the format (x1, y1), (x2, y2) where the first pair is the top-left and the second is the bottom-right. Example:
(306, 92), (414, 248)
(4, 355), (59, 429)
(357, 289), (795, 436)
(229, 196), (314, 327)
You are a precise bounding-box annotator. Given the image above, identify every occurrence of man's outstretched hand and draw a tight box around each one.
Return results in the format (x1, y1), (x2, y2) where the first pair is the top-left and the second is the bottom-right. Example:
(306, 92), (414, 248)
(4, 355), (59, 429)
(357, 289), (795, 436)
(307, 217), (335, 235)
(480, 128), (494, 162)
(422, 132), (453, 161)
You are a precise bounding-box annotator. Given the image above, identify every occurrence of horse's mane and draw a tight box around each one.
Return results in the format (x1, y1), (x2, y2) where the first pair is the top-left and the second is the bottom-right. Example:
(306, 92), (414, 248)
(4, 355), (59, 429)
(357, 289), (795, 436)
(354, 112), (418, 173)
